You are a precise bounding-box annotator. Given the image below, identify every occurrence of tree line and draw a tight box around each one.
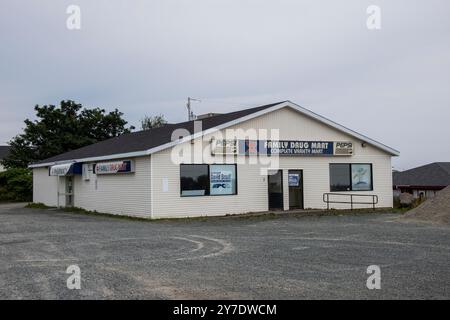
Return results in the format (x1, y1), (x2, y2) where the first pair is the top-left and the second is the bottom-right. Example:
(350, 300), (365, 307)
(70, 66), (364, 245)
(0, 100), (167, 201)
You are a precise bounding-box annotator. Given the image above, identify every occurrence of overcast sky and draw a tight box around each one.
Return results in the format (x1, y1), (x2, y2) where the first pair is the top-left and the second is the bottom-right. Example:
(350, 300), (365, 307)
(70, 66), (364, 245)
(0, 0), (449, 170)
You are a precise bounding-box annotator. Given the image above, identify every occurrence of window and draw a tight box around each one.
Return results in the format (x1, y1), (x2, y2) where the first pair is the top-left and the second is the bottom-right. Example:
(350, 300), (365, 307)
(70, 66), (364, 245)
(180, 164), (209, 196)
(330, 164), (351, 191)
(209, 164), (237, 195)
(330, 163), (372, 192)
(351, 164), (373, 191)
(180, 164), (237, 197)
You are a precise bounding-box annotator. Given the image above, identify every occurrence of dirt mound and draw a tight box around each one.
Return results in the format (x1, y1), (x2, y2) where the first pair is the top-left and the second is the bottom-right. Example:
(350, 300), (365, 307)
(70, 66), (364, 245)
(403, 185), (450, 224)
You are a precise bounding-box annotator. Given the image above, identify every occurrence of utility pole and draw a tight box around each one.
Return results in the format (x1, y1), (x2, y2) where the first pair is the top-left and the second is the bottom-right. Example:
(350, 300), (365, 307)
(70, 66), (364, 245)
(186, 97), (201, 121)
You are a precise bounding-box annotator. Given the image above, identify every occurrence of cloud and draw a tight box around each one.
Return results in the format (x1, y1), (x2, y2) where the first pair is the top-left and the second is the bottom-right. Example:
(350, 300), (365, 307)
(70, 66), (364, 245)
(0, 0), (449, 169)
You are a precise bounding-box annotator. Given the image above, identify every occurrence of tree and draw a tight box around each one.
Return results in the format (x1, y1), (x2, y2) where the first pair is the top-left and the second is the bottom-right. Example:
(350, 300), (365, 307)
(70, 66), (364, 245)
(0, 168), (33, 202)
(1, 100), (135, 169)
(140, 114), (167, 130)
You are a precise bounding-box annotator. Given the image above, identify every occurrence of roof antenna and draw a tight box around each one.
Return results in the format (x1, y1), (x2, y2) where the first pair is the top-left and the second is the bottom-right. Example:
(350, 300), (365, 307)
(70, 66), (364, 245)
(186, 97), (201, 121)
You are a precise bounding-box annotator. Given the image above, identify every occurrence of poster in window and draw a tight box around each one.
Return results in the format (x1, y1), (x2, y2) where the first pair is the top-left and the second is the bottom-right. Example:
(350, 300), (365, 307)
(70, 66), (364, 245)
(288, 174), (300, 187)
(351, 164), (372, 191)
(210, 165), (236, 195)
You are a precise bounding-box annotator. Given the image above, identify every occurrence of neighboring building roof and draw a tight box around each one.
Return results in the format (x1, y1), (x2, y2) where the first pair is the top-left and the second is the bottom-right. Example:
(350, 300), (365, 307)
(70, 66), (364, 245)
(0, 146), (10, 160)
(393, 162), (450, 188)
(30, 100), (400, 168)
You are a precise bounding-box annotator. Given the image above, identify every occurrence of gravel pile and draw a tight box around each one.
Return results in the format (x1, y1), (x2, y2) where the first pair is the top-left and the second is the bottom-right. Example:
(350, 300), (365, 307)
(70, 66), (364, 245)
(403, 185), (450, 224)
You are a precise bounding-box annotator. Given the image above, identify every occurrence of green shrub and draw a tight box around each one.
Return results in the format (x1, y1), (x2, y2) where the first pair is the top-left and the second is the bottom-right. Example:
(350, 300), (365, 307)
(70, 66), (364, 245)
(0, 168), (33, 202)
(25, 202), (52, 209)
(393, 196), (401, 208)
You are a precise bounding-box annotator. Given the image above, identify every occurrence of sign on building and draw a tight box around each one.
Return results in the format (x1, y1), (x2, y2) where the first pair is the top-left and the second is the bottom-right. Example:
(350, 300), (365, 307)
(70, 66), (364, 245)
(49, 163), (82, 176)
(334, 142), (353, 155)
(288, 173), (300, 187)
(94, 160), (135, 174)
(234, 140), (353, 156)
(211, 139), (238, 155)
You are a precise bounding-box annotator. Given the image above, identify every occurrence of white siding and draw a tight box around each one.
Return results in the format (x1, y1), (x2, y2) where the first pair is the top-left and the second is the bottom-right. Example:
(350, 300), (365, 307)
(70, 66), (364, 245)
(413, 189), (439, 199)
(73, 156), (151, 217)
(152, 150), (268, 218)
(151, 107), (394, 218)
(33, 167), (58, 206)
(0, 163), (5, 172)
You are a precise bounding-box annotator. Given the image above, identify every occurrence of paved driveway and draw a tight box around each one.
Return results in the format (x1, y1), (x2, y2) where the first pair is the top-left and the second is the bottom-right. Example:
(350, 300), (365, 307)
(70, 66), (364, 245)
(0, 204), (449, 299)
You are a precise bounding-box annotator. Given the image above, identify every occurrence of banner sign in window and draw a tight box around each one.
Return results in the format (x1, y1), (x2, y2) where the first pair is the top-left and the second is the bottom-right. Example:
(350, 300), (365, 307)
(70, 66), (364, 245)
(288, 173), (300, 187)
(209, 164), (237, 195)
(94, 160), (135, 175)
(351, 164), (372, 191)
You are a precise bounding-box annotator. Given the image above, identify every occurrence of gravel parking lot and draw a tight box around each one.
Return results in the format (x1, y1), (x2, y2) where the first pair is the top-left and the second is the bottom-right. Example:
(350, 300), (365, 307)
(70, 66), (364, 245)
(0, 203), (449, 299)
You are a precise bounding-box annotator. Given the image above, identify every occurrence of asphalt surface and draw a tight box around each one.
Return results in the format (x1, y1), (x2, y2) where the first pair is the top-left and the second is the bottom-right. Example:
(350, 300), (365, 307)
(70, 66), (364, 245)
(0, 203), (449, 299)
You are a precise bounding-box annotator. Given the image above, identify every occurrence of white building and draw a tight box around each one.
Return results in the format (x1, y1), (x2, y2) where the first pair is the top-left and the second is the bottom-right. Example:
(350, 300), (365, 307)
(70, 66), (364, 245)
(30, 101), (399, 218)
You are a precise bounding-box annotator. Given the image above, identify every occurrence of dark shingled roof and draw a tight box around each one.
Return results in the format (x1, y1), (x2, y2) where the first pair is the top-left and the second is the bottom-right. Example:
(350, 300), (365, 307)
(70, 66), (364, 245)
(393, 162), (450, 187)
(0, 146), (10, 160)
(32, 101), (287, 165)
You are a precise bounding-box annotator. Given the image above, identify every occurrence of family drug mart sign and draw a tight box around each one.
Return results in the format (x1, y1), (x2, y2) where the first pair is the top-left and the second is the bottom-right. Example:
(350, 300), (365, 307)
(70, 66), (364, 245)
(212, 140), (353, 156)
(94, 160), (135, 174)
(263, 141), (335, 156)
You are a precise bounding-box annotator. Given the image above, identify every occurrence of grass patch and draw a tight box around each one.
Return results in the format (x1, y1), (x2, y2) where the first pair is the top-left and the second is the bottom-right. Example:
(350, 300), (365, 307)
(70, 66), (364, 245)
(388, 207), (411, 214)
(278, 207), (400, 219)
(25, 203), (150, 221)
(25, 202), (55, 209)
(61, 206), (152, 222)
(24, 203), (280, 223)
(24, 203), (400, 223)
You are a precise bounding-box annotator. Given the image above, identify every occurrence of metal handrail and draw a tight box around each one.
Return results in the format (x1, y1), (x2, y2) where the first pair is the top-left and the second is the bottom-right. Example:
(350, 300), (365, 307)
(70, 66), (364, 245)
(323, 193), (378, 210)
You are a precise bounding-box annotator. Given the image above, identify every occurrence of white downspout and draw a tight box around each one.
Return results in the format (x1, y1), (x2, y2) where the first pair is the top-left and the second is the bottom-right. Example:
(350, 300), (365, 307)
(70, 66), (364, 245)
(150, 155), (154, 219)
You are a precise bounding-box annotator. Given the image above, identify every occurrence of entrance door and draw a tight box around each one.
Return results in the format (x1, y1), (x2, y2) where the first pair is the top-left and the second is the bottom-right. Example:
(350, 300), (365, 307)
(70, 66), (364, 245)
(288, 170), (304, 209)
(268, 170), (283, 210)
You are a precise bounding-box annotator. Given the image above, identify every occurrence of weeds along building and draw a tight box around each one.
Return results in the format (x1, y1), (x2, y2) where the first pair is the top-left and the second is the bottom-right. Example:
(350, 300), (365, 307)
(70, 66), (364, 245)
(29, 101), (399, 218)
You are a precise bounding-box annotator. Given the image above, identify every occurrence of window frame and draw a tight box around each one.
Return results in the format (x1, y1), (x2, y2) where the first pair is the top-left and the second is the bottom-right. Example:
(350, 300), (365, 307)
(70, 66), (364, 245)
(179, 164), (238, 197)
(180, 164), (210, 197)
(329, 163), (373, 192)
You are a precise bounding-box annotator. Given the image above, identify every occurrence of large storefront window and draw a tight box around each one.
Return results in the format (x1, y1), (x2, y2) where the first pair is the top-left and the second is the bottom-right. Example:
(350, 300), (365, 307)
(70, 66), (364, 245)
(180, 164), (237, 197)
(180, 164), (210, 196)
(330, 164), (373, 192)
(209, 164), (237, 195)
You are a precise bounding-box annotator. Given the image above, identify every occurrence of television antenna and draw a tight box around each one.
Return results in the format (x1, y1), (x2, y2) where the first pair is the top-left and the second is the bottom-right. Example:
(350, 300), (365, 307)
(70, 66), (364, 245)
(186, 97), (201, 121)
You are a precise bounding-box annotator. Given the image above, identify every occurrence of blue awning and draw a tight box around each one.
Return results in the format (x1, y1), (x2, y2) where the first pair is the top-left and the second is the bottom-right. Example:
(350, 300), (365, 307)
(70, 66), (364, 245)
(49, 163), (82, 176)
